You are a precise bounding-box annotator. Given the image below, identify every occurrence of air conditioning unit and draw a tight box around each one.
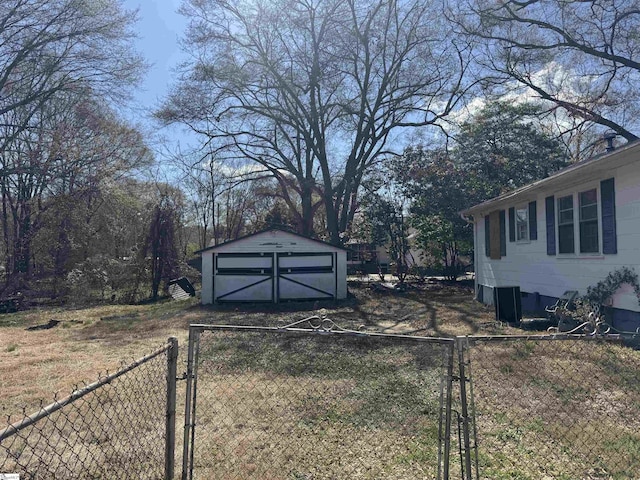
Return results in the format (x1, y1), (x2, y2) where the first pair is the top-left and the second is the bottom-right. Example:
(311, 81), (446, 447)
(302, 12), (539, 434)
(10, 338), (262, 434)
(493, 286), (522, 324)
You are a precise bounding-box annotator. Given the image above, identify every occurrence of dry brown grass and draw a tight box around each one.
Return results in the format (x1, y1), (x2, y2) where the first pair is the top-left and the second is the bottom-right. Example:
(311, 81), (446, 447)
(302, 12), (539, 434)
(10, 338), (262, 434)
(0, 301), (194, 415)
(0, 282), (503, 417)
(11, 281), (633, 479)
(188, 331), (449, 479)
(468, 339), (640, 479)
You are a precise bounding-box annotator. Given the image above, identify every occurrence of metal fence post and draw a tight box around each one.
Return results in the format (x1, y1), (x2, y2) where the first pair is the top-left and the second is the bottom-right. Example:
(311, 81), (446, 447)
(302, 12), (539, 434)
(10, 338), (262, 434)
(438, 342), (455, 480)
(181, 327), (200, 480)
(165, 337), (179, 480)
(456, 337), (473, 480)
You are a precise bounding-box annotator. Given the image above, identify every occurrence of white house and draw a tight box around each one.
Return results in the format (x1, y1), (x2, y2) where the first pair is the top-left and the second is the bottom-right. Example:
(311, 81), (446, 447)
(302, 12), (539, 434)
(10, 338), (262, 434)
(197, 228), (347, 304)
(461, 141), (640, 331)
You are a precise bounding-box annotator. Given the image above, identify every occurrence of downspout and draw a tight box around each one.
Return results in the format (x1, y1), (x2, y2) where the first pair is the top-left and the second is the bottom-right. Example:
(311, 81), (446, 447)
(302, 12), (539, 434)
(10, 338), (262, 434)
(459, 212), (478, 300)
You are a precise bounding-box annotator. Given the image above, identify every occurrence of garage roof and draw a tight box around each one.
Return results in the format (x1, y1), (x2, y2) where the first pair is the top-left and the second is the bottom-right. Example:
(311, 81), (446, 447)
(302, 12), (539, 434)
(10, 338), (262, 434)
(195, 227), (347, 254)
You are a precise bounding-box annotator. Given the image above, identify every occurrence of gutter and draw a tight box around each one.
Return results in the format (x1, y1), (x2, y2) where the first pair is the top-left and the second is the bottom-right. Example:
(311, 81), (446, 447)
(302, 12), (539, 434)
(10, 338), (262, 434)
(459, 212), (473, 224)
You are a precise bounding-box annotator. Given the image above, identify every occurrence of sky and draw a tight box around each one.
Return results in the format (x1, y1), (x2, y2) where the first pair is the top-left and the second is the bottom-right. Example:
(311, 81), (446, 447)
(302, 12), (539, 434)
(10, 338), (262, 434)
(122, 0), (198, 159)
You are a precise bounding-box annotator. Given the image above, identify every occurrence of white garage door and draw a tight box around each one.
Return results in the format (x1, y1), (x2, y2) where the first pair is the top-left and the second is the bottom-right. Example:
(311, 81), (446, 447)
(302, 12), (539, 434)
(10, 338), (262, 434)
(277, 253), (336, 301)
(214, 253), (274, 302)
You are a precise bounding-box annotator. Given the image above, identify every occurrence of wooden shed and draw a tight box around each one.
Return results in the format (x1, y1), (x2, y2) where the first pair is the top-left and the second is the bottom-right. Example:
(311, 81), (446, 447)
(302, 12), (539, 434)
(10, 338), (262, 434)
(197, 228), (348, 304)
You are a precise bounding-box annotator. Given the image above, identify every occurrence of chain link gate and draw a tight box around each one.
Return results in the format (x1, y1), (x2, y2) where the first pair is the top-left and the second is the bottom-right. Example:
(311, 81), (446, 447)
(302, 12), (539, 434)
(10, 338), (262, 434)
(457, 334), (640, 480)
(180, 318), (456, 480)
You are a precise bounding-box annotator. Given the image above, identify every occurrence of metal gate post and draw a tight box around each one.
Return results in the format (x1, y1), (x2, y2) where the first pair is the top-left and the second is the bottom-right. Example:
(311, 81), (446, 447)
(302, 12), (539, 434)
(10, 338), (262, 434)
(457, 337), (473, 480)
(165, 337), (178, 480)
(181, 327), (201, 480)
(438, 342), (455, 480)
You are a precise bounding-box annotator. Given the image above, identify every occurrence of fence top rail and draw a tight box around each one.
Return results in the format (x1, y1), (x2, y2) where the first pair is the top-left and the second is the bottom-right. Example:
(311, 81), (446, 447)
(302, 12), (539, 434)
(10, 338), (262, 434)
(458, 333), (627, 345)
(0, 339), (174, 442)
(189, 322), (456, 345)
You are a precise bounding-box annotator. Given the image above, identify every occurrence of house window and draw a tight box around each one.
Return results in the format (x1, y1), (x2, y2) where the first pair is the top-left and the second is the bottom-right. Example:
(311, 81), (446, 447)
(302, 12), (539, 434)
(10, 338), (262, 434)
(516, 207), (529, 241)
(579, 188), (599, 253)
(557, 195), (575, 254)
(348, 243), (376, 263)
(546, 178), (615, 257)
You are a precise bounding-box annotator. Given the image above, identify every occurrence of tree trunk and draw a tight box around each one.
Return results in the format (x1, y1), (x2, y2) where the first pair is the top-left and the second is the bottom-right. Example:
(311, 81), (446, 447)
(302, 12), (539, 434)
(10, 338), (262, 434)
(300, 180), (314, 236)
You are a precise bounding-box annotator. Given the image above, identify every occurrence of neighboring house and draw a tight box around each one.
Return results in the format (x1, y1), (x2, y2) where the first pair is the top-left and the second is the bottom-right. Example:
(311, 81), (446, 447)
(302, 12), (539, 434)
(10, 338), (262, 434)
(346, 228), (426, 275)
(197, 228), (347, 304)
(346, 243), (390, 274)
(461, 141), (640, 331)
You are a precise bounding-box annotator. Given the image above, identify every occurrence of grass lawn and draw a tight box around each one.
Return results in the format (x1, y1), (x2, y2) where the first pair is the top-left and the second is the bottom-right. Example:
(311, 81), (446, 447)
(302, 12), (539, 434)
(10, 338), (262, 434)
(0, 281), (503, 415)
(3, 281), (638, 479)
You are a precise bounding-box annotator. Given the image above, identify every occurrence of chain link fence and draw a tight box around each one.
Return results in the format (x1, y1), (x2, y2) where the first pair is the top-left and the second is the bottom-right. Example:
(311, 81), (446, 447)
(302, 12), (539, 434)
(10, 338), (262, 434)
(2, 323), (640, 480)
(459, 335), (640, 480)
(182, 321), (456, 480)
(0, 337), (178, 480)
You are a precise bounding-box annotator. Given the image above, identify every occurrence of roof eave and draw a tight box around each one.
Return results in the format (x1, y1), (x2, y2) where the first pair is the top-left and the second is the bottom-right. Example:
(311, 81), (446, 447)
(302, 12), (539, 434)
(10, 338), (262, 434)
(195, 227), (347, 254)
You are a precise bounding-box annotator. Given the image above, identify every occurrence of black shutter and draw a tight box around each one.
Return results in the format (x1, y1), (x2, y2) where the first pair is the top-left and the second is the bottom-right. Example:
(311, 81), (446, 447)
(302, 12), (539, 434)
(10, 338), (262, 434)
(508, 207), (515, 242)
(545, 195), (555, 255)
(529, 201), (537, 240)
(500, 210), (506, 257)
(485, 215), (490, 257)
(601, 178), (617, 254)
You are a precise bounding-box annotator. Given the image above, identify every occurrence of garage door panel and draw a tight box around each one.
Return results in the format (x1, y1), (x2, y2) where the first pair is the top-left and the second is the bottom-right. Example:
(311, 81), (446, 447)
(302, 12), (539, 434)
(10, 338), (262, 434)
(217, 256), (272, 270)
(214, 275), (272, 302)
(278, 254), (333, 269)
(278, 273), (335, 300)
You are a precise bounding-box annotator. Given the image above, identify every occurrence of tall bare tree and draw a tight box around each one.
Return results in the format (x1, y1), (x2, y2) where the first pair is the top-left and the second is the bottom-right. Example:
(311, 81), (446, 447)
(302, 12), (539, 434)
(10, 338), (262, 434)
(158, 0), (471, 245)
(0, 92), (151, 291)
(0, 0), (147, 293)
(451, 0), (640, 142)
(0, 0), (145, 152)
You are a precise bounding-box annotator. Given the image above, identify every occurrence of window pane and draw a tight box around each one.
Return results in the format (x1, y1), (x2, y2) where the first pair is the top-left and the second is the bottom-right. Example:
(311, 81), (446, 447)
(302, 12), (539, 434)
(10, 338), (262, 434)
(559, 210), (574, 224)
(579, 189), (599, 253)
(516, 207), (528, 241)
(580, 220), (599, 253)
(558, 195), (574, 227)
(517, 223), (527, 240)
(581, 204), (598, 221)
(558, 224), (575, 254)
(558, 195), (573, 211)
(580, 189), (597, 206)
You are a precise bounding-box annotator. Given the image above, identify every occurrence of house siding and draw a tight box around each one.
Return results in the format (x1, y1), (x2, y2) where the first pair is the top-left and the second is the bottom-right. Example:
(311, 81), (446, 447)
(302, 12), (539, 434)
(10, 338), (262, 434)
(475, 160), (640, 327)
(201, 251), (214, 304)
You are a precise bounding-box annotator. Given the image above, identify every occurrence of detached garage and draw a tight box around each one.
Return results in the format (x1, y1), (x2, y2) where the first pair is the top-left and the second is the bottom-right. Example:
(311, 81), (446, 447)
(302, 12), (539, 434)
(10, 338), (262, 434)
(197, 228), (347, 304)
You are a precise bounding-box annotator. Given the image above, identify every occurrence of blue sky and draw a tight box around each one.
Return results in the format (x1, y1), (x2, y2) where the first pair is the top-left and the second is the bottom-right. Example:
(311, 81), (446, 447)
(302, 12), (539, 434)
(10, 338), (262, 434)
(122, 0), (198, 157)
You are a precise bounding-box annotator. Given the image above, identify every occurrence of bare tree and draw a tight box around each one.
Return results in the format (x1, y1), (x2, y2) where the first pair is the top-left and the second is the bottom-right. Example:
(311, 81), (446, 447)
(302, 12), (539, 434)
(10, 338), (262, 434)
(158, 0), (470, 245)
(0, 0), (145, 152)
(0, 91), (151, 291)
(0, 0), (147, 293)
(450, 0), (640, 142)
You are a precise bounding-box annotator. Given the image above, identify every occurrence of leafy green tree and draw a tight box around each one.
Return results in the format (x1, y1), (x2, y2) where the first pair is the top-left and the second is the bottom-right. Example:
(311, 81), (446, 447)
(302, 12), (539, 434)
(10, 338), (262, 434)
(454, 102), (570, 199)
(391, 147), (472, 280)
(393, 102), (570, 279)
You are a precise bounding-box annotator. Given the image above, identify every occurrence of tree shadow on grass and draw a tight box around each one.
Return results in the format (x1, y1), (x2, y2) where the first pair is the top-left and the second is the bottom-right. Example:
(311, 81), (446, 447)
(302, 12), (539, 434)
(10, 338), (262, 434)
(347, 282), (502, 338)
